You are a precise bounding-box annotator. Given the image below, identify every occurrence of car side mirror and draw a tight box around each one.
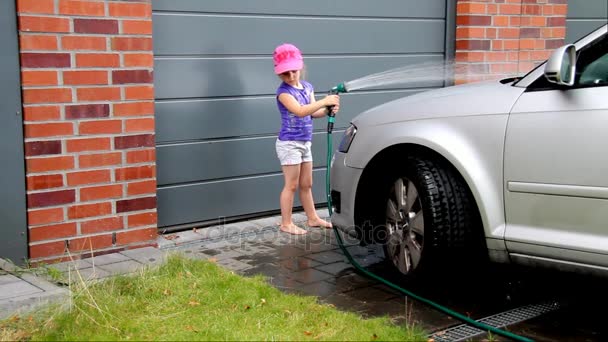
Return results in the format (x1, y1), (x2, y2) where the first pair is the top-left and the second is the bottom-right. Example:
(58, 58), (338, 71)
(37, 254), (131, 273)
(544, 44), (577, 86)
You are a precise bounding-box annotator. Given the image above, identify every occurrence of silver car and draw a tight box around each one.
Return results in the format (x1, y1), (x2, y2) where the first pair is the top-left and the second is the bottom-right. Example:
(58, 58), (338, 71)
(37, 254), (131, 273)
(330, 24), (608, 278)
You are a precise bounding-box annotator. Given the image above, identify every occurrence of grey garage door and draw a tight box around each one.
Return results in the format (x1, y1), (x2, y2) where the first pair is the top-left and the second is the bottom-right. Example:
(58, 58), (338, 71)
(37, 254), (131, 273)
(566, 0), (608, 43)
(1, 1), (28, 263)
(153, 0), (455, 229)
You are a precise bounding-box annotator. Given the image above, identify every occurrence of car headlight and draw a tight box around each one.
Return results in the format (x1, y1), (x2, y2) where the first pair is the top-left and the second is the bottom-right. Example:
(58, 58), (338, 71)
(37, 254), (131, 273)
(338, 124), (357, 153)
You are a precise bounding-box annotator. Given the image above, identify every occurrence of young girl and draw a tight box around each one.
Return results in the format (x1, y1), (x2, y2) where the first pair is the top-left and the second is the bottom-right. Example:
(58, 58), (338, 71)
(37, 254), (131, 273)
(273, 43), (340, 235)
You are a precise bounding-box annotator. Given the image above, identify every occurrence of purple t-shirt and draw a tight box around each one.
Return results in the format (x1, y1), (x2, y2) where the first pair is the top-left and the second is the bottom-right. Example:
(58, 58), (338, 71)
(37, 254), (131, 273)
(276, 81), (314, 141)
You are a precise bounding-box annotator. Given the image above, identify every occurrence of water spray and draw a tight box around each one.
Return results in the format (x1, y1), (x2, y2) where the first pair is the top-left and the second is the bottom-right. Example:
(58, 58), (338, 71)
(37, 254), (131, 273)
(324, 68), (533, 342)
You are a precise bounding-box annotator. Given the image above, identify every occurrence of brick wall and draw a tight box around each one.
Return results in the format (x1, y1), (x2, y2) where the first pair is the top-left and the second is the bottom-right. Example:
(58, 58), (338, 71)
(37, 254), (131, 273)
(455, 0), (568, 84)
(17, 0), (157, 263)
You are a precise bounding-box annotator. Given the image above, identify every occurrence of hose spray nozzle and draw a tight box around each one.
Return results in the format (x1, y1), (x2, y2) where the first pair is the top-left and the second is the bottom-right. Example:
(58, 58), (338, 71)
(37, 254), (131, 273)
(327, 82), (347, 133)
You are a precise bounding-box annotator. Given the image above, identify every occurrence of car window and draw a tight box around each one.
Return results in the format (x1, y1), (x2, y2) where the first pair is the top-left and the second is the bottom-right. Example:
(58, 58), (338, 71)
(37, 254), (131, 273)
(576, 35), (608, 86)
(527, 33), (607, 91)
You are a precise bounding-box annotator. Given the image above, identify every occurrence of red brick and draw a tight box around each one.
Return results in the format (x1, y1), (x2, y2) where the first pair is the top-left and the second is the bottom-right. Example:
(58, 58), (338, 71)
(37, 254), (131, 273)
(116, 228), (157, 245)
(16, 0), (55, 14)
(547, 17), (566, 27)
(456, 39), (491, 50)
(27, 156), (74, 172)
(116, 196), (156, 213)
(109, 2), (151, 18)
(81, 217), (124, 234)
(111, 37), (153, 51)
(28, 189), (75, 208)
(521, 27), (541, 38)
(59, 0), (105, 16)
(68, 202), (112, 219)
(77, 87), (121, 101)
(457, 15), (492, 26)
(124, 53), (153, 67)
(499, 4), (521, 14)
(115, 165), (155, 181)
(487, 51), (509, 62)
(127, 149), (155, 164)
(456, 27), (485, 39)
(79, 120), (122, 135)
(23, 88), (72, 104)
(125, 86), (154, 100)
(21, 70), (58, 86)
(19, 16), (70, 33)
(24, 106), (60, 121)
(523, 4), (541, 15)
(19, 35), (58, 50)
(80, 184), (123, 201)
(79, 152), (122, 168)
(63, 71), (108, 85)
(125, 118), (154, 132)
(115, 134), (155, 149)
(493, 16), (509, 26)
(546, 39), (564, 49)
(127, 211), (157, 228)
(68, 235), (113, 252)
(27, 174), (64, 191)
(66, 104), (110, 119)
(20, 53), (70, 68)
(67, 170), (111, 186)
(30, 241), (66, 259)
(25, 140), (61, 156)
(113, 101), (154, 116)
(112, 70), (153, 84)
(498, 28), (520, 39)
(457, 2), (487, 14)
(25, 122), (73, 138)
(551, 4), (568, 15)
(61, 36), (107, 51)
(122, 20), (153, 35)
(76, 53), (120, 68)
(127, 180), (156, 196)
(66, 137), (111, 152)
(28, 207), (64, 226)
(30, 223), (77, 242)
(74, 19), (119, 34)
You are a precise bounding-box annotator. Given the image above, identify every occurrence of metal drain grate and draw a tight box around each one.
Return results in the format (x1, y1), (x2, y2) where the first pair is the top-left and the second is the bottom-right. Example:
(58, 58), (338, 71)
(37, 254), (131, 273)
(430, 301), (560, 342)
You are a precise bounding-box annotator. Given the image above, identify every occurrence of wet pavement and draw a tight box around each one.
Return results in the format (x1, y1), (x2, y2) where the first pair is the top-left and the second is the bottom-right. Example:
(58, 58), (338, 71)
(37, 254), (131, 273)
(3, 210), (608, 341)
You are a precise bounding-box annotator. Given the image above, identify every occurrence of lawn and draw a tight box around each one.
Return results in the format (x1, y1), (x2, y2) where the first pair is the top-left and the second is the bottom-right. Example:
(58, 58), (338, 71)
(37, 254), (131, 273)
(1, 255), (426, 341)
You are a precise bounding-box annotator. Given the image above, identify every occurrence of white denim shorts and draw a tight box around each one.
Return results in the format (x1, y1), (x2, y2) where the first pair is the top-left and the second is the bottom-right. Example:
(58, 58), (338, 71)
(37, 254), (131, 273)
(275, 139), (313, 165)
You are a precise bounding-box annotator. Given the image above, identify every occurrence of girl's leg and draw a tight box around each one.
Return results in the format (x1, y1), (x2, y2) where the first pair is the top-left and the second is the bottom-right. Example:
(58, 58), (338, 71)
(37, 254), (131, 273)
(299, 161), (332, 228)
(280, 164), (308, 235)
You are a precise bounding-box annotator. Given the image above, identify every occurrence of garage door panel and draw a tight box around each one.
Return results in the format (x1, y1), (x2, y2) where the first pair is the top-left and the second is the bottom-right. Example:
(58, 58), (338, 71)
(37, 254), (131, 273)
(152, 0), (453, 228)
(155, 90), (419, 143)
(157, 133), (340, 186)
(566, 0), (608, 43)
(154, 55), (445, 99)
(153, 0), (446, 18)
(157, 170), (327, 227)
(153, 14), (445, 56)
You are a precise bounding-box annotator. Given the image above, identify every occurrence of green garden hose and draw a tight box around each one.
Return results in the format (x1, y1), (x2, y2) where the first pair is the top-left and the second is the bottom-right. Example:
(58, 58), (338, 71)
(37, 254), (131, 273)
(324, 119), (533, 342)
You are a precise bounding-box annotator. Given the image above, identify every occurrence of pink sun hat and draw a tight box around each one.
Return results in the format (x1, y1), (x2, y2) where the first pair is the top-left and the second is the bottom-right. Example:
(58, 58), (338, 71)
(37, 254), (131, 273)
(273, 43), (304, 74)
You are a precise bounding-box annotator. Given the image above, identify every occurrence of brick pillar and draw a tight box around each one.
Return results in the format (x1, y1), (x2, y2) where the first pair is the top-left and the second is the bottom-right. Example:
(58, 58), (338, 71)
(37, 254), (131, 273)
(455, 0), (568, 84)
(17, 0), (158, 263)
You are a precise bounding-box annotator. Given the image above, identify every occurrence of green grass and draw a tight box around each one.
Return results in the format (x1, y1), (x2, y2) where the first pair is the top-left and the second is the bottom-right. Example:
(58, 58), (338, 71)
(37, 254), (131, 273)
(1, 255), (426, 341)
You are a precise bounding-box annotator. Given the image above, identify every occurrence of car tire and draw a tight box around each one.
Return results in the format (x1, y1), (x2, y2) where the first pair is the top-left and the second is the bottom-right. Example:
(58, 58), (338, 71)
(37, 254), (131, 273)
(373, 155), (485, 277)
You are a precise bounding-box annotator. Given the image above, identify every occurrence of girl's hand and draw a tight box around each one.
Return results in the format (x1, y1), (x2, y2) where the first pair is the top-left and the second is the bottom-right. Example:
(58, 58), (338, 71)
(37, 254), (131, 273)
(323, 94), (340, 107)
(330, 103), (340, 115)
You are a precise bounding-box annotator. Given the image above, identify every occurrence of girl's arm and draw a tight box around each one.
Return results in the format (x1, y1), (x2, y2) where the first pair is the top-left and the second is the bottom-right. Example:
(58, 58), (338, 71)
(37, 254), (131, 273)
(278, 92), (339, 118)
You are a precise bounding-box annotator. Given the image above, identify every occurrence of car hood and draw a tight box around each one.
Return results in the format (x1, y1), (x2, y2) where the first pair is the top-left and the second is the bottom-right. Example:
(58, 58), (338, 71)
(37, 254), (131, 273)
(352, 80), (526, 127)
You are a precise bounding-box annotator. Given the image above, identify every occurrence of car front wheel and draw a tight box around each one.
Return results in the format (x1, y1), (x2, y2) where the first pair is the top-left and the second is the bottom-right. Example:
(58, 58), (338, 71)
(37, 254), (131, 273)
(380, 155), (484, 277)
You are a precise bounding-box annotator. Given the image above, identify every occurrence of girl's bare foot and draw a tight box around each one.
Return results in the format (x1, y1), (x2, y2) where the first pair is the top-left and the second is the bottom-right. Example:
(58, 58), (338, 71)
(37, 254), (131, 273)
(279, 223), (308, 235)
(307, 217), (332, 229)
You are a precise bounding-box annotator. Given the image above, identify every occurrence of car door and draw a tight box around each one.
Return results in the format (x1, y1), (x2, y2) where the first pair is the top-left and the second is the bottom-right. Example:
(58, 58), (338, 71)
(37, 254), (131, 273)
(504, 30), (608, 267)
